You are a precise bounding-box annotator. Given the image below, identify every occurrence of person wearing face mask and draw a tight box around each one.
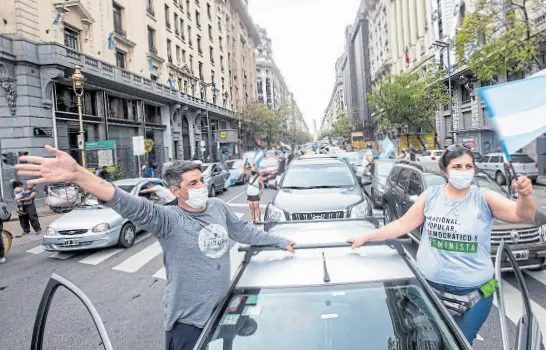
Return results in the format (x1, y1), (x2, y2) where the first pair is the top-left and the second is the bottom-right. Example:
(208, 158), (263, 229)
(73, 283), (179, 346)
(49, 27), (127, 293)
(347, 144), (536, 344)
(244, 166), (264, 224)
(15, 146), (296, 350)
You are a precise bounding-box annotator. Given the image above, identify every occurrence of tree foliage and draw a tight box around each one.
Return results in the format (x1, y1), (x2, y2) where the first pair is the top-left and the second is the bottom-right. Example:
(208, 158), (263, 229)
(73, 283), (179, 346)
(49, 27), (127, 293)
(331, 112), (357, 142)
(455, 0), (545, 82)
(367, 71), (449, 147)
(240, 103), (285, 147)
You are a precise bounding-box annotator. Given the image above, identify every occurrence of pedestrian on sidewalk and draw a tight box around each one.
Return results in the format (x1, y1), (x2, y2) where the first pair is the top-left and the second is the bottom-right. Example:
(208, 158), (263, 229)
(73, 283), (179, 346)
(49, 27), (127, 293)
(16, 146), (295, 350)
(16, 182), (42, 237)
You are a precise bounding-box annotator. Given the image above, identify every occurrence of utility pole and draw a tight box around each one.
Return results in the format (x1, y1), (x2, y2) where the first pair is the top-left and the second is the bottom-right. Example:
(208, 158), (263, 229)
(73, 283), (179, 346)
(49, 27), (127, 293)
(432, 40), (455, 145)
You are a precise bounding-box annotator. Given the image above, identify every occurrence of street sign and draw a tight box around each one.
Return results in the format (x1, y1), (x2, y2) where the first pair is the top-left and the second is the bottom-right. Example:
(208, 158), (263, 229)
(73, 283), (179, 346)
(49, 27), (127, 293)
(33, 127), (53, 138)
(77, 134), (85, 150)
(132, 136), (145, 156)
(85, 140), (116, 150)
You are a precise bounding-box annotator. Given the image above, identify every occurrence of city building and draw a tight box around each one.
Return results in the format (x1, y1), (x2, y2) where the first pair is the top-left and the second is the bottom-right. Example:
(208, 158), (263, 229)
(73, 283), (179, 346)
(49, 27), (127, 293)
(343, 1), (374, 141)
(0, 0), (260, 198)
(366, 0), (391, 86)
(320, 53), (346, 133)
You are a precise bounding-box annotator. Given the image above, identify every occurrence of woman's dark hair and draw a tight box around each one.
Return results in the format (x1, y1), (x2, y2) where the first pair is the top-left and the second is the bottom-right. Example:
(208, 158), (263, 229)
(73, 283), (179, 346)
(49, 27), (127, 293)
(438, 145), (475, 171)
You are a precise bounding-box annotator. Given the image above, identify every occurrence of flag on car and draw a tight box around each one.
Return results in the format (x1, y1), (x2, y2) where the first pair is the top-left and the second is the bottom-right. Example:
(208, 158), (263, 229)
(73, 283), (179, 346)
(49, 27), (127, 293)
(254, 149), (265, 167)
(379, 136), (396, 159)
(476, 71), (546, 161)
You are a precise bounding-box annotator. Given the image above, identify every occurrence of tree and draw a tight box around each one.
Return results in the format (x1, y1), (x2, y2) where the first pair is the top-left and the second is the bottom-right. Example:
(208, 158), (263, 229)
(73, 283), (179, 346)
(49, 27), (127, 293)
(330, 112), (357, 143)
(455, 0), (546, 82)
(367, 71), (449, 149)
(240, 103), (284, 147)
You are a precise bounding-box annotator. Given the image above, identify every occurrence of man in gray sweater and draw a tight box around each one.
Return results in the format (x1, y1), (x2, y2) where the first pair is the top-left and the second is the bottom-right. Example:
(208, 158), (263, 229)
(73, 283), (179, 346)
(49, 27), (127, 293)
(16, 146), (295, 350)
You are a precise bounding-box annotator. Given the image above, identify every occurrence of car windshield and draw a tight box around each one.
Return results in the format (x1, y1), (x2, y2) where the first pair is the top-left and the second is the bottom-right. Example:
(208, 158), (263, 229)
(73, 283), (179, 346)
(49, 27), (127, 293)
(231, 160), (244, 169)
(474, 175), (510, 198)
(117, 185), (135, 193)
(511, 154), (534, 163)
(202, 280), (460, 350)
(424, 174), (447, 187)
(261, 159), (278, 168)
(282, 162), (355, 188)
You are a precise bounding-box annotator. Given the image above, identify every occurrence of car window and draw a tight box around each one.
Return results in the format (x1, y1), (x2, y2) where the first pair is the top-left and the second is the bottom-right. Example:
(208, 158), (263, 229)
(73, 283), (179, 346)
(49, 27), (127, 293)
(388, 167), (401, 186)
(225, 161), (235, 168)
(117, 185), (135, 193)
(396, 169), (411, 191)
(201, 280), (461, 350)
(408, 172), (423, 196)
(423, 151), (430, 156)
(474, 175), (510, 198)
(479, 156), (490, 163)
(374, 162), (395, 178)
(511, 154), (535, 163)
(281, 162), (355, 188)
(231, 160), (244, 169)
(490, 156), (501, 163)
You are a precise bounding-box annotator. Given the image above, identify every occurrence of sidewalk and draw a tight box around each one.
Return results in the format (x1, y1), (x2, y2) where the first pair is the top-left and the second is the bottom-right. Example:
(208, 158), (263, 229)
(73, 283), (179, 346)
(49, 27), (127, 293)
(4, 198), (55, 222)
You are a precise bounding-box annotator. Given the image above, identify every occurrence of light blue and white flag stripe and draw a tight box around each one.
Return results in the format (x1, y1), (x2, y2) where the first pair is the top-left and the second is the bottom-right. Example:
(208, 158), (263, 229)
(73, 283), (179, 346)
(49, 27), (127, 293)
(477, 72), (546, 161)
(254, 149), (265, 167)
(379, 136), (396, 159)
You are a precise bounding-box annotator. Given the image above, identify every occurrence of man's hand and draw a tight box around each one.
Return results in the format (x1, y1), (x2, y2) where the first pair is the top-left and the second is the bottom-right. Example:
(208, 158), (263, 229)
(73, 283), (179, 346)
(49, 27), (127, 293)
(285, 240), (296, 253)
(347, 233), (373, 249)
(513, 176), (533, 197)
(15, 146), (81, 186)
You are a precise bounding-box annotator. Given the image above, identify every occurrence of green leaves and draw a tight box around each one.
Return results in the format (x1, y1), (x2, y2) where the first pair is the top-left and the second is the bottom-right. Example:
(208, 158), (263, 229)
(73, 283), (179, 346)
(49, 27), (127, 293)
(367, 72), (448, 135)
(330, 112), (356, 142)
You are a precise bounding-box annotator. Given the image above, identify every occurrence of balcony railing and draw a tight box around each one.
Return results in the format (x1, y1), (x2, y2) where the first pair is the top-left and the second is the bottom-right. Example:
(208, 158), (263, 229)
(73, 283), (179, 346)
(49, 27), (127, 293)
(149, 47), (158, 55)
(114, 27), (126, 37)
(147, 7), (155, 17)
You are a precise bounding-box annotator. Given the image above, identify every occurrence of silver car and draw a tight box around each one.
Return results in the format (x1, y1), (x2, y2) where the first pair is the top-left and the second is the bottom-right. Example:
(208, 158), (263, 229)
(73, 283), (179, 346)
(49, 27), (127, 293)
(202, 162), (230, 197)
(43, 178), (168, 252)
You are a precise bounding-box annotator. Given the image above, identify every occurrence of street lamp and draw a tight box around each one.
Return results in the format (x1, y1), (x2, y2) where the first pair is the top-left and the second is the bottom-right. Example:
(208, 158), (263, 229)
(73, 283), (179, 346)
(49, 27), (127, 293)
(71, 65), (86, 167)
(201, 81), (213, 161)
(432, 40), (455, 145)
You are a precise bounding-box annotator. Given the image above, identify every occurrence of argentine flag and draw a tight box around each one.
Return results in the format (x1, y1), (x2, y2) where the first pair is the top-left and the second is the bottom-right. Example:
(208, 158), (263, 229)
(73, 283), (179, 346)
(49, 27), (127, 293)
(254, 149), (265, 167)
(477, 71), (546, 161)
(379, 136), (396, 159)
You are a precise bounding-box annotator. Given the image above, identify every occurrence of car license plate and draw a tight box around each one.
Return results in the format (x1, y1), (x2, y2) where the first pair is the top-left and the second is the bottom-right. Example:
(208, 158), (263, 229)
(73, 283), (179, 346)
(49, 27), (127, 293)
(64, 239), (80, 247)
(512, 249), (529, 261)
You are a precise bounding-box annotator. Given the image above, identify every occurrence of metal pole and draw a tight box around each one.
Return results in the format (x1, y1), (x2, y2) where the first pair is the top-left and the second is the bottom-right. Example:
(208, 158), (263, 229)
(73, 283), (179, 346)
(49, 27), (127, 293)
(447, 42), (455, 145)
(77, 94), (86, 168)
(51, 84), (59, 149)
(205, 87), (213, 161)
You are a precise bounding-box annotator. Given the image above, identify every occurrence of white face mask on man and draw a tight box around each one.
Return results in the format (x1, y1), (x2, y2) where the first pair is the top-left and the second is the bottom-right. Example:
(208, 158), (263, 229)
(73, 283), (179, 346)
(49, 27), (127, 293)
(448, 170), (475, 190)
(184, 187), (209, 208)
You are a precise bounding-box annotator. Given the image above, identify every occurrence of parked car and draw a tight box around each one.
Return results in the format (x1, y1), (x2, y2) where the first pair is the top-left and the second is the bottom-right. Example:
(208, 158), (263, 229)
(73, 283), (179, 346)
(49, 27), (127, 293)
(477, 152), (538, 185)
(382, 162), (546, 270)
(202, 162), (230, 197)
(417, 149), (444, 171)
(259, 157), (279, 188)
(43, 178), (167, 252)
(362, 159), (397, 208)
(264, 157), (373, 221)
(225, 159), (247, 186)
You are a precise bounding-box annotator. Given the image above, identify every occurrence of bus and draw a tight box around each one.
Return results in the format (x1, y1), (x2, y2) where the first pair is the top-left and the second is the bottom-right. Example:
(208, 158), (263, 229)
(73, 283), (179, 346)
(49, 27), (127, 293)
(351, 132), (365, 150)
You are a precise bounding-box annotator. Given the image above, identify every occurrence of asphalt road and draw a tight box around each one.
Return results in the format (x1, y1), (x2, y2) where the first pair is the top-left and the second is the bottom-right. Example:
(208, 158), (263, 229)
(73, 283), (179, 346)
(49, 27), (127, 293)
(0, 184), (545, 350)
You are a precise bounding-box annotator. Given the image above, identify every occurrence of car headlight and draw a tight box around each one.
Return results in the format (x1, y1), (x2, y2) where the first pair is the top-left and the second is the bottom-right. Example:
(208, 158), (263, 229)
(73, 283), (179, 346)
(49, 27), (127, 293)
(267, 205), (286, 222)
(350, 201), (370, 218)
(539, 225), (546, 243)
(45, 227), (56, 236)
(92, 223), (111, 233)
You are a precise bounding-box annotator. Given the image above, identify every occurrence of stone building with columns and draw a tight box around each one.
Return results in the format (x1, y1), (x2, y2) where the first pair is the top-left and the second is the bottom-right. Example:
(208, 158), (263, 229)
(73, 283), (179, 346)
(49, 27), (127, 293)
(0, 0), (260, 199)
(320, 53), (346, 133)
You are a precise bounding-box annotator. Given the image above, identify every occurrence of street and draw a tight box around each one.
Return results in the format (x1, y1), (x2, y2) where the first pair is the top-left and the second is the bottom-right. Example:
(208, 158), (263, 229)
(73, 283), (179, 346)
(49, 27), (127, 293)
(0, 184), (545, 350)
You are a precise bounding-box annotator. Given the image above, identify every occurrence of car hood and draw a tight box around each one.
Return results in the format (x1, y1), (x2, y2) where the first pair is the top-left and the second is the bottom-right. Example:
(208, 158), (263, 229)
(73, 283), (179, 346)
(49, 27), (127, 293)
(49, 206), (122, 230)
(493, 211), (546, 230)
(273, 187), (363, 212)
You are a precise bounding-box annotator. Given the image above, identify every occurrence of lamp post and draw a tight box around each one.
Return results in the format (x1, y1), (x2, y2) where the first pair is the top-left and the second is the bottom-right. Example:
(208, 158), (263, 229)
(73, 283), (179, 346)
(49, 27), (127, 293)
(71, 65), (86, 167)
(432, 40), (455, 145)
(201, 81), (213, 161)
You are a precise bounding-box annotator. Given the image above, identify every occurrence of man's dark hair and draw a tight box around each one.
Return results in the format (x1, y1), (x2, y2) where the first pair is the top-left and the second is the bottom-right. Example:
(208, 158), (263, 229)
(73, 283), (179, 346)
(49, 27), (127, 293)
(439, 145), (475, 172)
(163, 161), (202, 187)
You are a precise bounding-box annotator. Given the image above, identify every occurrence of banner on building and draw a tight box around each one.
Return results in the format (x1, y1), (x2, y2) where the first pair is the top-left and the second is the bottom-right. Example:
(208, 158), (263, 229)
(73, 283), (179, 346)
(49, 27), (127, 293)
(399, 134), (435, 151)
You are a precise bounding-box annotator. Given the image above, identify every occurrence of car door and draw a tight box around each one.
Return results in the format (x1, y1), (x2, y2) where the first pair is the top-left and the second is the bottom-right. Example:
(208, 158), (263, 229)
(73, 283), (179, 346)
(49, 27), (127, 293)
(489, 155), (503, 178)
(383, 167), (400, 221)
(31, 274), (114, 350)
(393, 168), (411, 219)
(406, 172), (425, 240)
(495, 240), (543, 350)
(211, 164), (222, 188)
(477, 156), (490, 172)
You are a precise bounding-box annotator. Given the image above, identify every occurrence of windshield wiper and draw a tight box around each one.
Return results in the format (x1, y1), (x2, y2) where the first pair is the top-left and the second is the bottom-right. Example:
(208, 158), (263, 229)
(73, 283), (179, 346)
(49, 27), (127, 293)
(305, 185), (344, 189)
(282, 186), (312, 189)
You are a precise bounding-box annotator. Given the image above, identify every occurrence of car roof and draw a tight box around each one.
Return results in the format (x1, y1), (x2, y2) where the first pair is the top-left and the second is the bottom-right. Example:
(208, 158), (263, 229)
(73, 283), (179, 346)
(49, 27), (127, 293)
(298, 154), (339, 160)
(235, 220), (415, 288)
(292, 157), (347, 165)
(113, 178), (162, 186)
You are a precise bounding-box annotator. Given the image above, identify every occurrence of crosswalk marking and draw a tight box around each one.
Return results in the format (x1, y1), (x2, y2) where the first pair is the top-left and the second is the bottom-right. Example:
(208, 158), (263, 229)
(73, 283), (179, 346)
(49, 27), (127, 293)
(525, 270), (546, 284)
(79, 248), (124, 265)
(494, 279), (546, 340)
(26, 246), (44, 254)
(153, 267), (166, 280)
(49, 252), (75, 260)
(112, 241), (162, 273)
(229, 203), (267, 209)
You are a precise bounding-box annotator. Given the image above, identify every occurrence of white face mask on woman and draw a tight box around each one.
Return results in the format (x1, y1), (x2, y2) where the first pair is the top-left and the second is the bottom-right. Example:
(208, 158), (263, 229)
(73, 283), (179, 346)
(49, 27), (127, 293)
(448, 170), (474, 190)
(185, 187), (209, 208)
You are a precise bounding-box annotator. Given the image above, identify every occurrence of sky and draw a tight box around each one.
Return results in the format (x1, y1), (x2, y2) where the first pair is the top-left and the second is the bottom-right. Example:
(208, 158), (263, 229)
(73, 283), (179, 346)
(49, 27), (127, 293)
(248, 0), (362, 135)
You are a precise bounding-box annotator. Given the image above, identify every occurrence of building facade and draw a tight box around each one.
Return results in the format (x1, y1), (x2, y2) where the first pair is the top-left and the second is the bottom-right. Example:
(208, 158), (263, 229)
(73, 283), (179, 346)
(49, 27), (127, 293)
(320, 53), (346, 133)
(0, 0), (260, 199)
(367, 0), (391, 86)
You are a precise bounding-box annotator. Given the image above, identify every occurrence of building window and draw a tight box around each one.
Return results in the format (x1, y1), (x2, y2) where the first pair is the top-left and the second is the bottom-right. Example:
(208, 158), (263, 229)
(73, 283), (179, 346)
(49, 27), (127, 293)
(146, 0), (155, 16)
(189, 55), (194, 72)
(186, 0), (190, 16)
(218, 17), (222, 31)
(180, 19), (185, 40)
(196, 10), (201, 27)
(178, 78), (183, 91)
(220, 55), (224, 71)
(207, 3), (212, 19)
(211, 70), (215, 84)
(461, 85), (471, 103)
(197, 35), (202, 54)
(167, 39), (172, 62)
(165, 5), (171, 29)
(208, 25), (213, 40)
(219, 36), (223, 51)
(176, 45), (181, 64)
(221, 77), (225, 90)
(174, 13), (179, 35)
(198, 62), (203, 80)
(188, 26), (193, 46)
(182, 49), (186, 63)
(113, 3), (123, 35)
(115, 49), (126, 69)
(147, 26), (156, 53)
(209, 46), (214, 63)
(64, 26), (80, 50)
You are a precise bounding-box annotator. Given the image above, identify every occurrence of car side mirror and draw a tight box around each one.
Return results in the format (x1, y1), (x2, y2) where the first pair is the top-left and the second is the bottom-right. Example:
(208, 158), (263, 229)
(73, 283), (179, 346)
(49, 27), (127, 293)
(409, 195), (419, 203)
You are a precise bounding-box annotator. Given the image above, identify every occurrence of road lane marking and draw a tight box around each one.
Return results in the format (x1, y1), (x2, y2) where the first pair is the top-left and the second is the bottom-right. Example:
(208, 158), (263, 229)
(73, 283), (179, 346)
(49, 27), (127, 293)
(112, 241), (162, 273)
(26, 246), (44, 254)
(135, 232), (152, 244)
(226, 188), (247, 203)
(49, 252), (75, 260)
(494, 279), (546, 340)
(79, 248), (124, 265)
(525, 270), (546, 284)
(228, 203), (267, 209)
(153, 267), (166, 280)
